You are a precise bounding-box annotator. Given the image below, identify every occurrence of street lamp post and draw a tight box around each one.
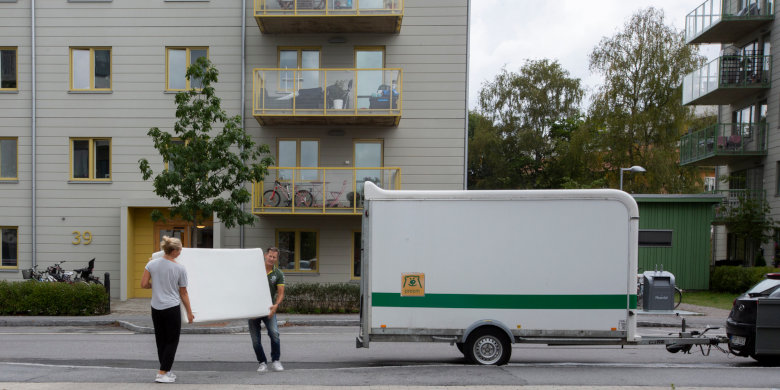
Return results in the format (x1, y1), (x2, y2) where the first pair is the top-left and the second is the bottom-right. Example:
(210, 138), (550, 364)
(620, 165), (646, 191)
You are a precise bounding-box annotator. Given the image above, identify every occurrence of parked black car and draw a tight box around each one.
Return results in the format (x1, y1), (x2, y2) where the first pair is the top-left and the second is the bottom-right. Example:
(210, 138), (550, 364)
(726, 273), (780, 364)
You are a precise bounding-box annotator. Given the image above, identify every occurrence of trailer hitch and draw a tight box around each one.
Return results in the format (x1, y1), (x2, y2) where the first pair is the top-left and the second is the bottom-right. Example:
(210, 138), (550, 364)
(665, 318), (729, 356)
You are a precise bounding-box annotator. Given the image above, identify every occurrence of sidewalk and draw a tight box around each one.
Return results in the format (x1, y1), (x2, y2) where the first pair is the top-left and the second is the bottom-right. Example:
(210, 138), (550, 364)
(0, 299), (730, 334)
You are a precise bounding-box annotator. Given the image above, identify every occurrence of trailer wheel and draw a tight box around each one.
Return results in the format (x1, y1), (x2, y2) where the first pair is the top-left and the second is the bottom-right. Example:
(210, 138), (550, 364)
(465, 328), (511, 365)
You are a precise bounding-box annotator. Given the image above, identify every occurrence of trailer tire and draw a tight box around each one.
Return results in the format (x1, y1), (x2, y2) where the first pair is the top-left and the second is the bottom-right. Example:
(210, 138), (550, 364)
(465, 328), (511, 365)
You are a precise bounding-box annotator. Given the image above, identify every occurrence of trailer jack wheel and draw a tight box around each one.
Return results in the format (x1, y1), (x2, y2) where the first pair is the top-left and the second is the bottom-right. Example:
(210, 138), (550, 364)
(465, 329), (511, 365)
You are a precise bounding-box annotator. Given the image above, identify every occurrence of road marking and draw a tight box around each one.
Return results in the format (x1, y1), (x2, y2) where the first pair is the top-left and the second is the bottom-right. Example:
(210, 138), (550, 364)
(0, 332), (135, 335)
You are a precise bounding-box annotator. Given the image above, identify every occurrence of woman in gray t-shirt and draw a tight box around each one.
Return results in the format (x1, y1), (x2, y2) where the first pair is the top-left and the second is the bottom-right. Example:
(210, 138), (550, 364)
(141, 236), (194, 383)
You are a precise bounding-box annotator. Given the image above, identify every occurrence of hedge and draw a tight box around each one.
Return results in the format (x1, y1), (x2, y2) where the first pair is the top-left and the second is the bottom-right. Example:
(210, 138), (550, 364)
(279, 283), (359, 314)
(710, 266), (780, 294)
(0, 281), (109, 316)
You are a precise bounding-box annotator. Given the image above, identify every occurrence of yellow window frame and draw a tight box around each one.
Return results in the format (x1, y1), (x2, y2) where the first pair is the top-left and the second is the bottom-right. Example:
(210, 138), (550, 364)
(353, 46), (385, 68)
(69, 137), (112, 181)
(353, 139), (384, 166)
(275, 228), (319, 273)
(0, 137), (18, 180)
(0, 226), (18, 270)
(277, 46), (321, 92)
(69, 47), (112, 91)
(351, 230), (361, 280)
(0, 47), (18, 91)
(277, 138), (320, 182)
(165, 47), (209, 91)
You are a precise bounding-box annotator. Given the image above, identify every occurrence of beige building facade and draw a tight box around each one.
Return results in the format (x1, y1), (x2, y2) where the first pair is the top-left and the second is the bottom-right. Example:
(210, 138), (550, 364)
(0, 0), (470, 299)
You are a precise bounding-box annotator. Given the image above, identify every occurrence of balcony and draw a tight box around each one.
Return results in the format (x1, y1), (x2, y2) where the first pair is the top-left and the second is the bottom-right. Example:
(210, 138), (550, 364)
(253, 68), (402, 126)
(712, 189), (766, 223)
(252, 166), (401, 215)
(682, 54), (771, 105)
(686, 0), (774, 44)
(254, 0), (403, 33)
(679, 122), (767, 166)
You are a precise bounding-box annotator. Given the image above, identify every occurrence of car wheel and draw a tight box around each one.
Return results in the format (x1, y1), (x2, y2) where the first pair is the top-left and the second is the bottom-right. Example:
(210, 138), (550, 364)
(464, 328), (511, 365)
(456, 342), (465, 354)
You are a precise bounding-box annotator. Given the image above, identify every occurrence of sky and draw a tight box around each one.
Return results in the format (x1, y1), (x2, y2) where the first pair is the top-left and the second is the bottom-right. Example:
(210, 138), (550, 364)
(468, 0), (720, 109)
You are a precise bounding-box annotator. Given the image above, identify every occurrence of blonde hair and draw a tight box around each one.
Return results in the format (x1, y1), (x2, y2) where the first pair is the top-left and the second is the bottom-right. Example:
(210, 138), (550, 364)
(161, 236), (183, 255)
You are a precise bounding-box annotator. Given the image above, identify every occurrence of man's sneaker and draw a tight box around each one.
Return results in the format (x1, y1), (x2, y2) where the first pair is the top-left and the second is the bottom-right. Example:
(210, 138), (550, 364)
(155, 373), (175, 383)
(270, 360), (284, 372)
(256, 362), (268, 373)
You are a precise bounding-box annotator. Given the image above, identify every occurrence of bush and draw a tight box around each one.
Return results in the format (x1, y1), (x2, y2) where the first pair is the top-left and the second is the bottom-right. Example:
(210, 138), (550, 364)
(279, 283), (359, 314)
(710, 266), (780, 293)
(0, 281), (109, 316)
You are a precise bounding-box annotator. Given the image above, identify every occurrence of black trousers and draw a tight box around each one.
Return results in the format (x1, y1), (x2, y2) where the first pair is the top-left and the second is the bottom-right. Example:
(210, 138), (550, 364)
(151, 305), (181, 372)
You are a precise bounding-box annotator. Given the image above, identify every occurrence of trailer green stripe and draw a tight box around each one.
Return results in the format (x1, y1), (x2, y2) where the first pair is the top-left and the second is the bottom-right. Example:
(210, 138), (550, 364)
(372, 293), (638, 310)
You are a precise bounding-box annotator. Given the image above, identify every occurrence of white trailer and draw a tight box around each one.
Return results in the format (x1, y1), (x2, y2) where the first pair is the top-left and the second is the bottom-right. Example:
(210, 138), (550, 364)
(357, 183), (723, 365)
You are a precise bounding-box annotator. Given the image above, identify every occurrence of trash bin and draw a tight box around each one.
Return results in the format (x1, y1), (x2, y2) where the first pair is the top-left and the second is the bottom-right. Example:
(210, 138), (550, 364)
(642, 271), (675, 311)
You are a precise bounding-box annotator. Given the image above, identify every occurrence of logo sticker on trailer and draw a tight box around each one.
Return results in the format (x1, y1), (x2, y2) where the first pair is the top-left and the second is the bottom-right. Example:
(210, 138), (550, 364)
(401, 273), (425, 296)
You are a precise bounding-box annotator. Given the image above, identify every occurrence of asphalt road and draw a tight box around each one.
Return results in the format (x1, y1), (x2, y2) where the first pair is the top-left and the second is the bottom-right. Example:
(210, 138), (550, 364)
(0, 325), (777, 388)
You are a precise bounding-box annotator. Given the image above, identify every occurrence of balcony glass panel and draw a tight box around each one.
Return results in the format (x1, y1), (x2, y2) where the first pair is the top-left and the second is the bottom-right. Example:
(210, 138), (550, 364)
(255, 0), (403, 15)
(679, 122), (767, 165)
(686, 0), (774, 43)
(682, 55), (771, 105)
(713, 189), (765, 220)
(252, 167), (401, 215)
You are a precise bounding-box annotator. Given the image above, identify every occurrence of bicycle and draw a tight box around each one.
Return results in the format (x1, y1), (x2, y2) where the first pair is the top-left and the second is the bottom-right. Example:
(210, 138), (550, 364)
(262, 179), (313, 207)
(300, 179), (349, 207)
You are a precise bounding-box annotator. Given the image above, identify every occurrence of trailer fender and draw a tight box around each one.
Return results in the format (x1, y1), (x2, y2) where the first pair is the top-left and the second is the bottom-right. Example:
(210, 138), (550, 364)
(461, 319), (515, 344)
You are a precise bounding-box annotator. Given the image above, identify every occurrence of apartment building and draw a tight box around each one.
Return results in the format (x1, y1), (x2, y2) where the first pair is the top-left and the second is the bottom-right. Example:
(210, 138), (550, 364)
(681, 0), (775, 265)
(0, 0), (470, 300)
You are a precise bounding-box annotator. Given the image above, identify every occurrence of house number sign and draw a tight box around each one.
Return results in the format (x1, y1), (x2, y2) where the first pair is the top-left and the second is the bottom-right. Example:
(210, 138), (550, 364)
(72, 231), (93, 245)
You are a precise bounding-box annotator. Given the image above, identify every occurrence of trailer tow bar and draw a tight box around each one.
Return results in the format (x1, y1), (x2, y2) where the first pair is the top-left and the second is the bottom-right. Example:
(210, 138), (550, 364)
(663, 318), (730, 356)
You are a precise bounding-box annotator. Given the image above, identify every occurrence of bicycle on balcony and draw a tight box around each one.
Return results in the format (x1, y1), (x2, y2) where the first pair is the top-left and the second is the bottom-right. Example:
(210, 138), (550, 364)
(262, 179), (314, 207)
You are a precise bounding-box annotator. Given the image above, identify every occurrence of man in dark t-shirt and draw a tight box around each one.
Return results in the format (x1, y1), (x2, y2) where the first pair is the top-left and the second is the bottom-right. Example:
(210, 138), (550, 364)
(248, 247), (285, 373)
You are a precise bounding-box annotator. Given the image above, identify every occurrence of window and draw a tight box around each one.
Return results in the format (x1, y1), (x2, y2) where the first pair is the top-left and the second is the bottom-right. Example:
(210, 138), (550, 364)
(352, 231), (361, 279)
(277, 229), (318, 272)
(278, 47), (320, 90)
(70, 47), (111, 90)
(1, 47), (17, 90)
(638, 230), (673, 247)
(354, 139), (383, 191)
(1, 227), (17, 269)
(70, 138), (111, 181)
(278, 139), (319, 181)
(166, 47), (208, 90)
(164, 139), (186, 172)
(355, 47), (385, 108)
(0, 138), (17, 180)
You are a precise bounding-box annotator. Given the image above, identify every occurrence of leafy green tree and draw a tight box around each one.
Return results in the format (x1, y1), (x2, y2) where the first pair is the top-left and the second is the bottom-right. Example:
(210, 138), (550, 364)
(720, 195), (779, 266)
(138, 57), (273, 247)
(474, 59), (584, 189)
(588, 7), (705, 193)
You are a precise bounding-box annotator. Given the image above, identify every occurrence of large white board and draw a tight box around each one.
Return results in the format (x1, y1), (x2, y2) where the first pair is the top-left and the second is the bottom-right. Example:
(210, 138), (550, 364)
(151, 248), (272, 323)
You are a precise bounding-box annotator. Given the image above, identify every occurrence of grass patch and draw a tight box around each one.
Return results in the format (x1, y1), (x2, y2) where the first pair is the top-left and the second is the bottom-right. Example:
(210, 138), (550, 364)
(682, 290), (739, 310)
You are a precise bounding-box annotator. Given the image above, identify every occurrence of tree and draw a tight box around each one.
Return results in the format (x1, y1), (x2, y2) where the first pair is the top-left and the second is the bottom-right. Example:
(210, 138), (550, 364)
(474, 59), (584, 189)
(138, 57), (273, 247)
(588, 7), (706, 193)
(720, 194), (779, 266)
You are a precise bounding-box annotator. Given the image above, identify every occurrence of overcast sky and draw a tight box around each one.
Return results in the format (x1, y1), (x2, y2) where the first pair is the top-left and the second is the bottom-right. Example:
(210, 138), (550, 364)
(468, 0), (720, 109)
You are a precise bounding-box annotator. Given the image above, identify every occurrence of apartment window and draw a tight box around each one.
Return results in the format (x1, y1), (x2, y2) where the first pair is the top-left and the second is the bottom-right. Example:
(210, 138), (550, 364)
(355, 47), (386, 108)
(354, 139), (383, 190)
(638, 230), (673, 247)
(278, 47), (320, 90)
(277, 229), (318, 272)
(70, 138), (111, 181)
(1, 47), (17, 90)
(1, 227), (17, 269)
(166, 47), (207, 90)
(70, 47), (111, 90)
(352, 231), (361, 279)
(0, 138), (17, 180)
(278, 139), (319, 181)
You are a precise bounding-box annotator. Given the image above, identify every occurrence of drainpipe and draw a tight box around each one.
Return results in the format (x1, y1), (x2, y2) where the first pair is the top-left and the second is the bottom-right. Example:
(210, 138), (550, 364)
(31, 0), (37, 267)
(240, 0), (247, 248)
(463, 0), (471, 190)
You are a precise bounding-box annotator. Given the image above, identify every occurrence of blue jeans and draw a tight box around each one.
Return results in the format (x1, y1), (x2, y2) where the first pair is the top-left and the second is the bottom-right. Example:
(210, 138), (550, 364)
(248, 315), (280, 363)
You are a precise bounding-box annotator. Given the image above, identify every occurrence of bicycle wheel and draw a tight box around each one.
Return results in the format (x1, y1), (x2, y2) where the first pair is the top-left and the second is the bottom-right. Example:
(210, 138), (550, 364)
(263, 190), (282, 207)
(295, 190), (314, 207)
(674, 287), (683, 309)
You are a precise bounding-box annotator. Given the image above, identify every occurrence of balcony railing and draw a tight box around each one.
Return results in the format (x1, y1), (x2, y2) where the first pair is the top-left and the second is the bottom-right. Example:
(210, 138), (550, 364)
(682, 54), (771, 105)
(252, 166), (401, 215)
(713, 189), (766, 221)
(679, 122), (767, 166)
(253, 68), (402, 126)
(686, 0), (774, 44)
(254, 0), (404, 33)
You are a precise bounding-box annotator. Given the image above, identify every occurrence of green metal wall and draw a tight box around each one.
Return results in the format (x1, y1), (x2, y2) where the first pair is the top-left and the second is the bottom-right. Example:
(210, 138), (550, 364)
(636, 198), (718, 290)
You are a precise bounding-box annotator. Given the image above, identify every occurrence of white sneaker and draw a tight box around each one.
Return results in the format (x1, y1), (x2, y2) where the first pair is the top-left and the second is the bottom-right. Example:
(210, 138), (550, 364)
(256, 362), (268, 373)
(270, 360), (284, 372)
(166, 372), (176, 380)
(155, 373), (175, 383)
